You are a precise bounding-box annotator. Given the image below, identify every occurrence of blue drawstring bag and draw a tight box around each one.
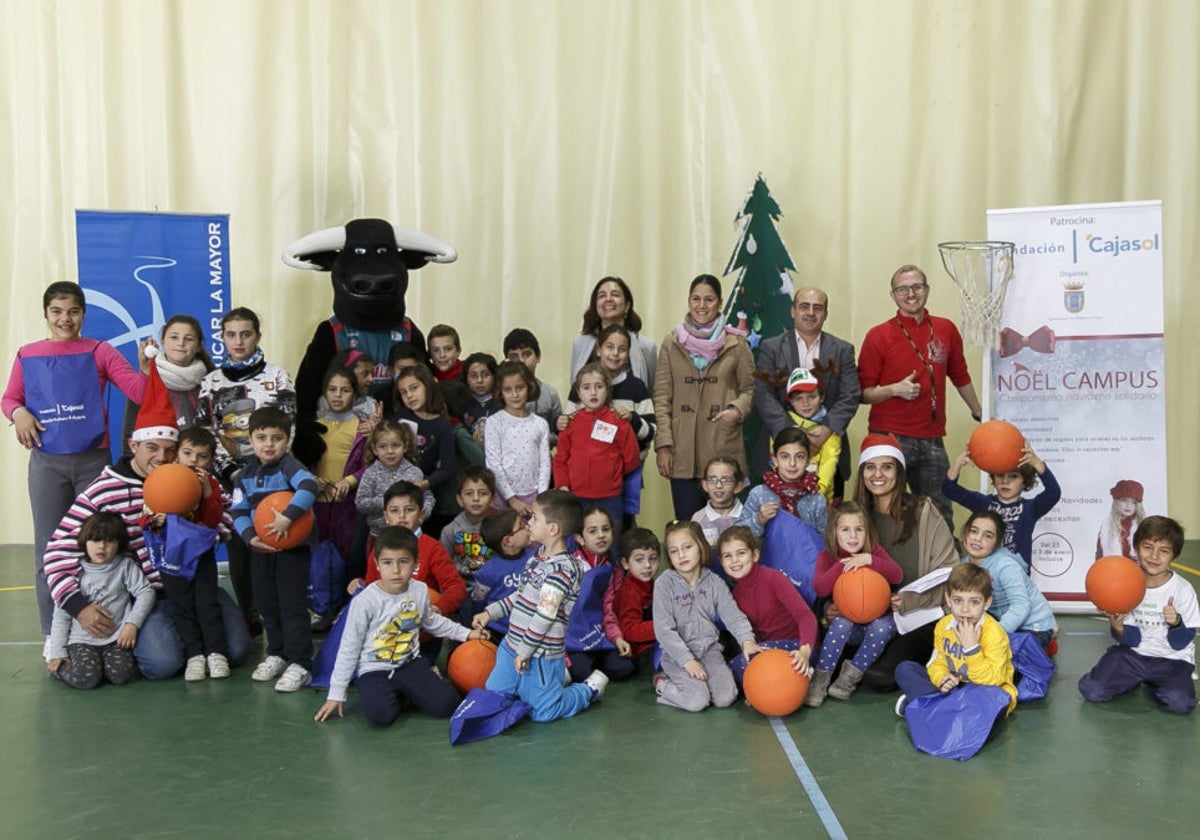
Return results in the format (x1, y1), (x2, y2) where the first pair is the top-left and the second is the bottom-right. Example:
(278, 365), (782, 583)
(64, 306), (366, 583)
(449, 688), (531, 745)
(904, 684), (1011, 761)
(145, 515), (218, 581)
(310, 595), (356, 690)
(1009, 631), (1056, 702)
(308, 540), (346, 617)
(623, 465), (643, 515)
(758, 511), (822, 606)
(564, 565), (614, 652)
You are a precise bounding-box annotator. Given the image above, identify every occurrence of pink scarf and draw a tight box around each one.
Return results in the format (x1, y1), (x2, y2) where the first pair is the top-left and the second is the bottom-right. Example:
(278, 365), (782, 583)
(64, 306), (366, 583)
(676, 315), (737, 370)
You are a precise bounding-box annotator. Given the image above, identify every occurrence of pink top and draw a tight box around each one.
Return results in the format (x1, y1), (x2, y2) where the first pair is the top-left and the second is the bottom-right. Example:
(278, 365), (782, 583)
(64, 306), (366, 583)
(4, 338), (147, 447)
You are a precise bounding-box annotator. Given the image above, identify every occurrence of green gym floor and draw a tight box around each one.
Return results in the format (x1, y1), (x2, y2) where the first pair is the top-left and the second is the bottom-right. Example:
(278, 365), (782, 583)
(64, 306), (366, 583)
(3, 543), (1199, 839)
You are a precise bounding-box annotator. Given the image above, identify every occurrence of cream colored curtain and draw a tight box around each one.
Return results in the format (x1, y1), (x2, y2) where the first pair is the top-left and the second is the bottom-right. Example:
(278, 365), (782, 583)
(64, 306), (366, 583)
(1, 0), (1196, 543)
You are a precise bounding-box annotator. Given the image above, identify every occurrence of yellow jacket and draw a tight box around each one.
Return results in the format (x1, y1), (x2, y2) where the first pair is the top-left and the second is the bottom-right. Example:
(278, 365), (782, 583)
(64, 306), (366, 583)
(784, 410), (841, 501)
(927, 613), (1017, 713)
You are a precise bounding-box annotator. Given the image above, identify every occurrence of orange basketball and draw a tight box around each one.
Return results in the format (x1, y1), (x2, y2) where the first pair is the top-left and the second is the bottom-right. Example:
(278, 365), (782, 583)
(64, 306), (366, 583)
(832, 566), (892, 624)
(142, 463), (203, 515)
(968, 420), (1025, 475)
(743, 649), (809, 717)
(252, 491), (315, 550)
(1086, 555), (1146, 614)
(447, 638), (498, 693)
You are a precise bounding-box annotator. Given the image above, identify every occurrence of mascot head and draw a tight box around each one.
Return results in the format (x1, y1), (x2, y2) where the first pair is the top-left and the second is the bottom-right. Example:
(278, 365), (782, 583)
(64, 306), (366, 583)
(282, 218), (456, 331)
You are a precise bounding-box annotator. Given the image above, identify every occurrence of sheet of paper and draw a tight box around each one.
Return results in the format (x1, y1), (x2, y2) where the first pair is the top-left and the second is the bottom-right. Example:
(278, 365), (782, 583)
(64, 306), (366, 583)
(898, 565), (953, 595)
(893, 605), (944, 635)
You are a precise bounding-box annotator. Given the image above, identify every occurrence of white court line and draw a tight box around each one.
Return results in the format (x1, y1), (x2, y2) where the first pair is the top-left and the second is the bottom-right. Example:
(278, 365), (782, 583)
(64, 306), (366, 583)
(769, 716), (848, 839)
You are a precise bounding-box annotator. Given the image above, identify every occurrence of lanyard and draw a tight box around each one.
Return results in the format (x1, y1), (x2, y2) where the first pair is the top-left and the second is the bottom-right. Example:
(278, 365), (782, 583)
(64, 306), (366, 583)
(895, 316), (937, 420)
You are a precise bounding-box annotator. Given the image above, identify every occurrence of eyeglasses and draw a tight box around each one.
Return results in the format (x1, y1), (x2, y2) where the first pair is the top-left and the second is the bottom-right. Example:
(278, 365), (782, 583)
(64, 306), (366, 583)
(704, 476), (736, 487)
(891, 282), (928, 297)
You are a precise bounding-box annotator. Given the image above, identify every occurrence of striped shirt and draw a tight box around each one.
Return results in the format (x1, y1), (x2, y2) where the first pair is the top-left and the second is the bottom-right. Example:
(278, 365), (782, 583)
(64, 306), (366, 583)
(486, 550), (583, 660)
(43, 460), (233, 617)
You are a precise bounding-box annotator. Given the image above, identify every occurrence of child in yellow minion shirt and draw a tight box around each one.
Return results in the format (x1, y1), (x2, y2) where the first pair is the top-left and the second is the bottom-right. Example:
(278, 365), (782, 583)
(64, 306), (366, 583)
(315, 526), (487, 727)
(894, 563), (1017, 717)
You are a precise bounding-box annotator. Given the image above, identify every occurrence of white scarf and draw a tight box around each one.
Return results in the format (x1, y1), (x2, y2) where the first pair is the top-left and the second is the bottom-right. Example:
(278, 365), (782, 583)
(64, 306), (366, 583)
(155, 357), (208, 392)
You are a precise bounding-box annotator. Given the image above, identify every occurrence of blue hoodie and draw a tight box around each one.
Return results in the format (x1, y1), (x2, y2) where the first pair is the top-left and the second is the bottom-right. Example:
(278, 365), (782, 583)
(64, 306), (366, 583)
(968, 547), (1057, 635)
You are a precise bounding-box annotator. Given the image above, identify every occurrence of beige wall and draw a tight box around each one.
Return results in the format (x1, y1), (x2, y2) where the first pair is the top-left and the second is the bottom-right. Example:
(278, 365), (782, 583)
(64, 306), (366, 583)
(1, 0), (1197, 542)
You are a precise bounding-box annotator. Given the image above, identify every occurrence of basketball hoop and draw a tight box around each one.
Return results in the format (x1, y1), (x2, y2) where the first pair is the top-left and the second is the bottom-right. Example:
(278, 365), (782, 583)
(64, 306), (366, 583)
(938, 241), (1015, 351)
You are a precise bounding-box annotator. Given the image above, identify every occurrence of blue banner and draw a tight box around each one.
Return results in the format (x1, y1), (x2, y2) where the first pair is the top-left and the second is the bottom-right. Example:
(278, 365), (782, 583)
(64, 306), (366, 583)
(74, 211), (231, 459)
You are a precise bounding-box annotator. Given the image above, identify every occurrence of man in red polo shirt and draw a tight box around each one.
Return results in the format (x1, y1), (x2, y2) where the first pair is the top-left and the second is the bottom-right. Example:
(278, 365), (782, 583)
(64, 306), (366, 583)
(857, 265), (982, 527)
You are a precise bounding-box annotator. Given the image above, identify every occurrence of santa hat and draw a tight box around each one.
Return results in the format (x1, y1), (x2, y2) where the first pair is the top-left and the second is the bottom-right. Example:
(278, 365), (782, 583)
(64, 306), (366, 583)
(859, 433), (905, 468)
(131, 362), (179, 442)
(1109, 479), (1143, 502)
(786, 367), (821, 396)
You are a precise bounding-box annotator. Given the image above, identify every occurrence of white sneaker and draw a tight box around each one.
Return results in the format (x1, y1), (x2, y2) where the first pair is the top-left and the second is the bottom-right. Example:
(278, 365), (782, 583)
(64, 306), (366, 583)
(583, 670), (610, 699)
(274, 664), (312, 693)
(251, 655), (287, 682)
(894, 694), (909, 718)
(184, 655), (207, 682)
(207, 653), (231, 679)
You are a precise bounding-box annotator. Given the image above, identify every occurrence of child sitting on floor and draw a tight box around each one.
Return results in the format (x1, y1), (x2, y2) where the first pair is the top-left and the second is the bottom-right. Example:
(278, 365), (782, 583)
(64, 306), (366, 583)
(895, 563), (1017, 718)
(611, 527), (660, 676)
(472, 508), (536, 641)
(653, 520), (761, 712)
(314, 527), (488, 727)
(46, 512), (155, 690)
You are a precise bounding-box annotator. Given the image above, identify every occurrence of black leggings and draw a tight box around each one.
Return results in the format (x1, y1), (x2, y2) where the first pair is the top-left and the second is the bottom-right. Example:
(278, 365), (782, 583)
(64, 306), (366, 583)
(56, 642), (137, 690)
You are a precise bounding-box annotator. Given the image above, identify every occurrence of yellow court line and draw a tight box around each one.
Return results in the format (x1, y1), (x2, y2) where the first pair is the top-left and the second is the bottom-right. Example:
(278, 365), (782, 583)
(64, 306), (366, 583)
(0, 585), (34, 592)
(1172, 562), (1200, 578)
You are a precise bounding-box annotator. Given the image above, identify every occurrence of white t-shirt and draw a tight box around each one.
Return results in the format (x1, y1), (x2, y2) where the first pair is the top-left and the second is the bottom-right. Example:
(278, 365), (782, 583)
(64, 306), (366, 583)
(1128, 572), (1200, 663)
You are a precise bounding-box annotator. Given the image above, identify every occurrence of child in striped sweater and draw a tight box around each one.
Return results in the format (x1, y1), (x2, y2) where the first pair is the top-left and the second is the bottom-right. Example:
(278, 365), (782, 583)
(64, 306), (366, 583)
(472, 490), (608, 721)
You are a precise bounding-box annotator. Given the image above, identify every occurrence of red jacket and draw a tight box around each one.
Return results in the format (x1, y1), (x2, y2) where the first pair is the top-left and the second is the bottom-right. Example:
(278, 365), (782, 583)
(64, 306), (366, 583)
(364, 532), (467, 617)
(552, 405), (640, 499)
(614, 574), (655, 656)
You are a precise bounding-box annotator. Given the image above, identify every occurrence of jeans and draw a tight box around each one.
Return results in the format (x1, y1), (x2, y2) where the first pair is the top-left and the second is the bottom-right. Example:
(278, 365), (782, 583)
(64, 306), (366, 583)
(134, 591), (252, 680)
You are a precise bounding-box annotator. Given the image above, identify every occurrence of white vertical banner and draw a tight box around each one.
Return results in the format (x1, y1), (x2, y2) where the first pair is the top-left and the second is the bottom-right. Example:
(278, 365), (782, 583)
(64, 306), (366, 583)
(986, 201), (1164, 609)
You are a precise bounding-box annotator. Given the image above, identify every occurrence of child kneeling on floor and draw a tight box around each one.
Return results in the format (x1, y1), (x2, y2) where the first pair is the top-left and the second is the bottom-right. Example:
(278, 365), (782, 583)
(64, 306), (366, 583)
(315, 527), (488, 726)
(472, 489), (609, 722)
(1078, 515), (1199, 714)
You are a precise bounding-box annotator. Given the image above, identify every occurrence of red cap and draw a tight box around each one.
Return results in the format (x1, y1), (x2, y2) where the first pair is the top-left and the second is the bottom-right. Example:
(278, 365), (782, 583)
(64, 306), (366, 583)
(859, 433), (905, 468)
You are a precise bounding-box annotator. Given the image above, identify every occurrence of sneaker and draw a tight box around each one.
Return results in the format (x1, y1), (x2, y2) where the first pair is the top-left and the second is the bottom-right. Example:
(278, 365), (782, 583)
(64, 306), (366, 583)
(653, 673), (668, 696)
(207, 653), (231, 679)
(894, 693), (909, 718)
(184, 655), (207, 682)
(310, 613), (334, 633)
(274, 664), (312, 693)
(583, 670), (609, 700)
(251, 655), (287, 682)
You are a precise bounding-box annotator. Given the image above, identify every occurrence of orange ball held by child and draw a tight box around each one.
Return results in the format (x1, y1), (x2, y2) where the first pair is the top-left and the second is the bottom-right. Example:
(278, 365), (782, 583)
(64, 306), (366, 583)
(1086, 555), (1146, 615)
(142, 463), (203, 515)
(743, 649), (810, 717)
(832, 566), (892, 624)
(447, 638), (498, 693)
(968, 420), (1025, 475)
(253, 491), (315, 550)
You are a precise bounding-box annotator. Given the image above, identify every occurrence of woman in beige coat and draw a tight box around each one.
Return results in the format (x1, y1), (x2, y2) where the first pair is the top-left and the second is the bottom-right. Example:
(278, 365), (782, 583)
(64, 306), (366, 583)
(653, 275), (754, 520)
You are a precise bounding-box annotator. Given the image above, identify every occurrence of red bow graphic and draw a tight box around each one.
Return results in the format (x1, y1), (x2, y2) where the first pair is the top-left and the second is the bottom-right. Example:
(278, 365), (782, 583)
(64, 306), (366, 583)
(999, 325), (1056, 358)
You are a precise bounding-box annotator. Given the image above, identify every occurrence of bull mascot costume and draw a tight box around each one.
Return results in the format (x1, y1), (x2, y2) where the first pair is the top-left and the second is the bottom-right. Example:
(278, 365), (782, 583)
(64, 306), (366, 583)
(282, 218), (456, 465)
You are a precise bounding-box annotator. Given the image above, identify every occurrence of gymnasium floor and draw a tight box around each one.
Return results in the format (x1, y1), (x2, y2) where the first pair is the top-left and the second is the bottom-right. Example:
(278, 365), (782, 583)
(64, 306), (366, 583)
(3, 543), (1199, 839)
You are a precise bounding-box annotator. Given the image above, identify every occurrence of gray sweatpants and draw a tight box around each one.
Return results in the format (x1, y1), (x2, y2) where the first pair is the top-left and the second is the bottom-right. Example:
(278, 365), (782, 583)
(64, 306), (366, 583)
(28, 447), (110, 635)
(658, 644), (738, 712)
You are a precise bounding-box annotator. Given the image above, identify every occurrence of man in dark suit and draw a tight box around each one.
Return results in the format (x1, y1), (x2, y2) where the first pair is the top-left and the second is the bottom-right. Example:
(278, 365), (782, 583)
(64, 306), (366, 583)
(752, 287), (861, 494)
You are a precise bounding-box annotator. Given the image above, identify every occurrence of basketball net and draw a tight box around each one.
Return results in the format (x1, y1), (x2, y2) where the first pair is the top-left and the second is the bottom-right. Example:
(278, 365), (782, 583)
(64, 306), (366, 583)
(937, 241), (1015, 351)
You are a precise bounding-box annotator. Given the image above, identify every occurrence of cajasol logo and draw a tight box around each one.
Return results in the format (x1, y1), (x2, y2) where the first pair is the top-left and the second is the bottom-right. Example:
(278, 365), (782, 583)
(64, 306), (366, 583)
(1071, 229), (1161, 261)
